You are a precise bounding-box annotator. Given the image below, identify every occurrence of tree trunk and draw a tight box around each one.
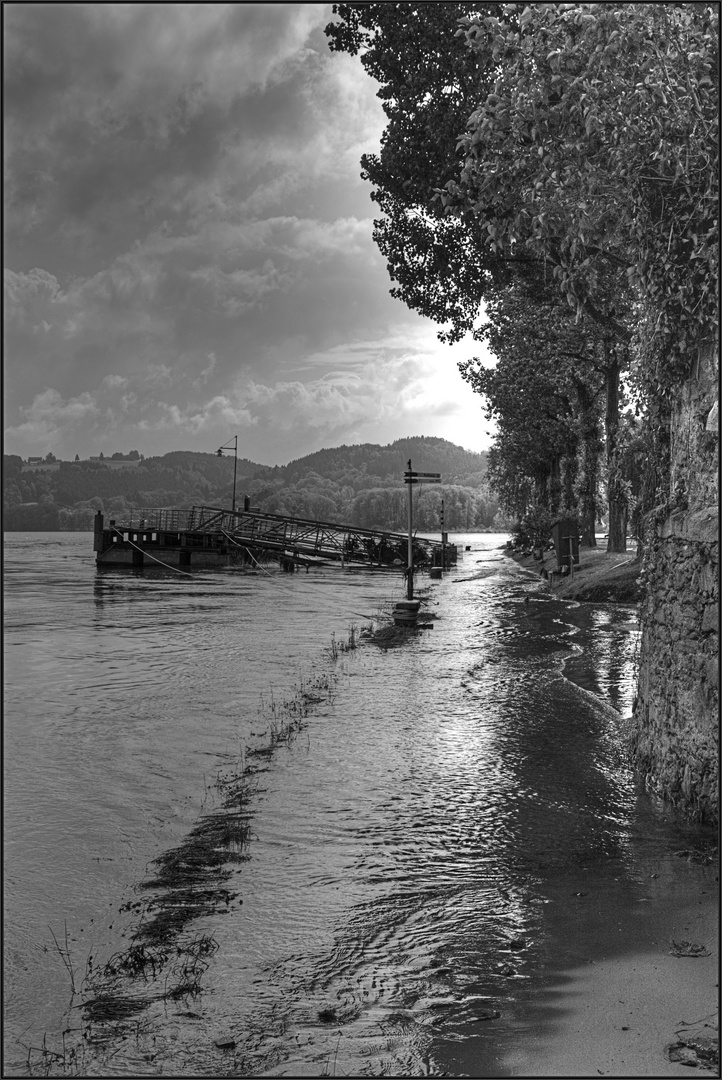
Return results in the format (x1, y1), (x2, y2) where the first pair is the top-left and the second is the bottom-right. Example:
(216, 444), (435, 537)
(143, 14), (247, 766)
(604, 350), (627, 553)
(574, 380), (599, 548)
(535, 472), (548, 508)
(548, 455), (562, 516)
(561, 450), (578, 515)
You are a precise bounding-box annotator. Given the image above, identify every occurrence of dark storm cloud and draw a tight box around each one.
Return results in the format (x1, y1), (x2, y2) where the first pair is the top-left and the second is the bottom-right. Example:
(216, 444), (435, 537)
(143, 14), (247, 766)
(4, 3), (491, 463)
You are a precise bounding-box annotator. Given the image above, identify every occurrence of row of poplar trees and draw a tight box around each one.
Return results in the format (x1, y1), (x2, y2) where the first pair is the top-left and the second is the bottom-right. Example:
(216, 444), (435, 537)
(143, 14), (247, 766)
(326, 2), (718, 551)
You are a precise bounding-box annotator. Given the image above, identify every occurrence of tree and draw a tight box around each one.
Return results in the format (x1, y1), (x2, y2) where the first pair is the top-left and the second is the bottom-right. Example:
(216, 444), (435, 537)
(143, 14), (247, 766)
(3, 455), (24, 480)
(443, 2), (717, 528)
(44, 452), (57, 463)
(326, 4), (517, 340)
(445, 4), (717, 375)
(459, 3), (715, 538)
(459, 271), (611, 543)
(326, 3), (630, 548)
(74, 453), (80, 462)
(328, 3), (718, 551)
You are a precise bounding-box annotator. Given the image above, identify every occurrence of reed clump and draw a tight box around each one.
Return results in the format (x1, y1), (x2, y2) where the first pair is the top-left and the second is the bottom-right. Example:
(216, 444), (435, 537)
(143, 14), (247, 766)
(329, 623), (360, 660)
(257, 672), (336, 744)
(82, 929), (220, 1032)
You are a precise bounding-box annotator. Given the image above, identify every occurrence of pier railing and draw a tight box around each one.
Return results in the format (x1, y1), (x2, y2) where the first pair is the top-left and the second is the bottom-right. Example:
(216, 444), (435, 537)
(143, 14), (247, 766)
(109, 507), (242, 531)
(110, 508), (195, 531)
(109, 505), (456, 566)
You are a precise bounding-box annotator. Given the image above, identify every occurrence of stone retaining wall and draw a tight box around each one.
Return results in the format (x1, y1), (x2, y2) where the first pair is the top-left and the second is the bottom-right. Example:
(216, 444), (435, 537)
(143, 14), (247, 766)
(633, 507), (718, 822)
(669, 340), (719, 511)
(632, 336), (718, 824)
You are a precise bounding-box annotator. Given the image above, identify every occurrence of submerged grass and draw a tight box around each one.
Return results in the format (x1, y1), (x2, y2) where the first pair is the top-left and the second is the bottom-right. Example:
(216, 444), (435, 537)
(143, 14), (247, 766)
(366, 624), (418, 649)
(329, 623), (360, 659)
(29, 666), (339, 1075)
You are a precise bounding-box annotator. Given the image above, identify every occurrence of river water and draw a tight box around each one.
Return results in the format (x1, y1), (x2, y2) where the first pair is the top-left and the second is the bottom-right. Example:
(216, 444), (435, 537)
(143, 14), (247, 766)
(3, 532), (716, 1077)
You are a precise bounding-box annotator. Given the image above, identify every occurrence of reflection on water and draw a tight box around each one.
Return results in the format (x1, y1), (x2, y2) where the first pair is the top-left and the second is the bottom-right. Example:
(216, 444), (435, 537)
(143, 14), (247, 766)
(561, 603), (641, 716)
(4, 533), (715, 1077)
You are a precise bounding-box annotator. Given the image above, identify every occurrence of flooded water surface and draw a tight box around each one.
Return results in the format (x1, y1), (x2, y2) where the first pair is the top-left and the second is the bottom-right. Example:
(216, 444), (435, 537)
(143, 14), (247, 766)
(4, 533), (715, 1076)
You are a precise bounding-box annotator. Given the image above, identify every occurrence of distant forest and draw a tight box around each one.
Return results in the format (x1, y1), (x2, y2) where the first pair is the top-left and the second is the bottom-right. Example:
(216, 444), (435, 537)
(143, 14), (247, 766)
(3, 437), (506, 533)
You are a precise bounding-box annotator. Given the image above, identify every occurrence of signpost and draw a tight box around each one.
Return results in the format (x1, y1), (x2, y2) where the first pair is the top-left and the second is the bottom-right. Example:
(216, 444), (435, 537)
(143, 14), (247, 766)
(216, 435), (238, 515)
(403, 460), (441, 600)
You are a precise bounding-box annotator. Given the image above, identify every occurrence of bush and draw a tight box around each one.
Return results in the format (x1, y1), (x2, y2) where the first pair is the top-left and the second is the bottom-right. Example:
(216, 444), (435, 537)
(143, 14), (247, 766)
(512, 507), (555, 550)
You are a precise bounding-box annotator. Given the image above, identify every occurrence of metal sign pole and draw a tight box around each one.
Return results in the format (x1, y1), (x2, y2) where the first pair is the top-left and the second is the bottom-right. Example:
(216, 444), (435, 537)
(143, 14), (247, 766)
(232, 435), (237, 515)
(407, 458), (414, 600)
(403, 465), (441, 599)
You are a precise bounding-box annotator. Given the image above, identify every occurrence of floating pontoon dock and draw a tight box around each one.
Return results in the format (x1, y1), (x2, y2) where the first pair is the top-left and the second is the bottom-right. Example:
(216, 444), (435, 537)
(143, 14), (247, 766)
(93, 506), (456, 571)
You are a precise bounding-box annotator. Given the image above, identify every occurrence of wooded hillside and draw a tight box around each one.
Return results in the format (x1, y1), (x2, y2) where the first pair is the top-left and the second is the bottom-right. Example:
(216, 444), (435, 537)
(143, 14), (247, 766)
(3, 437), (497, 533)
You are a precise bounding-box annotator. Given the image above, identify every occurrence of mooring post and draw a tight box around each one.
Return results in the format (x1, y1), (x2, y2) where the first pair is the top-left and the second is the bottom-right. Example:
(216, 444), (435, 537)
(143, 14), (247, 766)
(406, 458), (414, 601)
(93, 510), (104, 552)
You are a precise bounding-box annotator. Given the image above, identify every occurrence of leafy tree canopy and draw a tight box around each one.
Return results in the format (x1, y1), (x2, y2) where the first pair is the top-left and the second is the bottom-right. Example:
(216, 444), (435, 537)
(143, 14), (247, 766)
(326, 3), (519, 340)
(442, 2), (718, 388)
(326, 1), (717, 552)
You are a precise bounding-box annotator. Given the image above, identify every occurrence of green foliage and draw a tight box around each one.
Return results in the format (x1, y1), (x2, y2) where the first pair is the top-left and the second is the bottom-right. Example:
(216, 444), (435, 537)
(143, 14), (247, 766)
(326, 3), (516, 340)
(350, 482), (496, 531)
(286, 436), (485, 486)
(3, 502), (60, 530)
(59, 506), (96, 531)
(445, 2), (718, 387)
(462, 274), (615, 536)
(2, 439), (491, 531)
(511, 506), (555, 550)
(327, 2), (717, 552)
(3, 455), (24, 480)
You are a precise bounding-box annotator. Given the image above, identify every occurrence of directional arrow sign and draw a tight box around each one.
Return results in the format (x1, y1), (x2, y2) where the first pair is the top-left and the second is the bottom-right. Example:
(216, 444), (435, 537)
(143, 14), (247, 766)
(404, 471), (441, 484)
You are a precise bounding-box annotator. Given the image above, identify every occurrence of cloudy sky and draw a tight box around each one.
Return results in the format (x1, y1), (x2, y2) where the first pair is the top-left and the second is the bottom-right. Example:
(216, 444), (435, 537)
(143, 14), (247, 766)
(4, 3), (494, 465)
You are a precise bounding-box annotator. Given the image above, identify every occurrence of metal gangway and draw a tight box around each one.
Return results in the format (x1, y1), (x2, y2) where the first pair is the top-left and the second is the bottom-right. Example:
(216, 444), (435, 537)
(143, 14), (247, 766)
(115, 505), (454, 567)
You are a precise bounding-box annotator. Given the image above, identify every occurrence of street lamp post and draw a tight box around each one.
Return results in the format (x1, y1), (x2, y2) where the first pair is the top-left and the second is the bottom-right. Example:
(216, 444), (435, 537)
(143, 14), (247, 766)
(216, 435), (238, 514)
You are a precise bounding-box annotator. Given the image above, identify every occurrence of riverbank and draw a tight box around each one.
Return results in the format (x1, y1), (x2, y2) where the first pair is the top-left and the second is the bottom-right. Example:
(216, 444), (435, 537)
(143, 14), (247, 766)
(507, 544), (643, 603)
(499, 540), (719, 1076)
(502, 874), (719, 1076)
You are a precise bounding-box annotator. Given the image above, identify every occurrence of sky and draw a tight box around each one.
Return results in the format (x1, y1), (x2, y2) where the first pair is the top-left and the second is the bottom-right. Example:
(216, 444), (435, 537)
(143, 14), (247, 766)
(4, 3), (495, 466)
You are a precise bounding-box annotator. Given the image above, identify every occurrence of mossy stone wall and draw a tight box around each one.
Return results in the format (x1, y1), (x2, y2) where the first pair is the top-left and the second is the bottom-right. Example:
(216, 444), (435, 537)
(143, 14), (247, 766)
(633, 509), (718, 822)
(633, 339), (718, 823)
